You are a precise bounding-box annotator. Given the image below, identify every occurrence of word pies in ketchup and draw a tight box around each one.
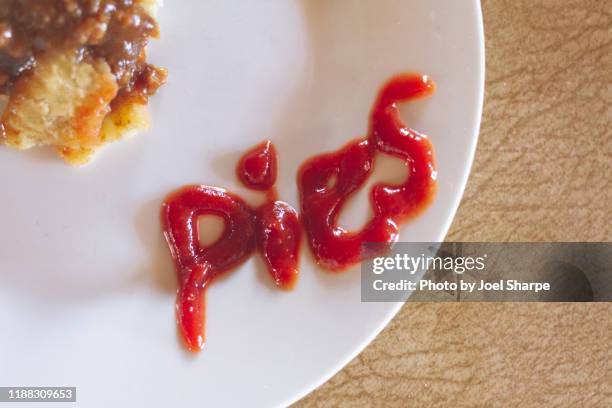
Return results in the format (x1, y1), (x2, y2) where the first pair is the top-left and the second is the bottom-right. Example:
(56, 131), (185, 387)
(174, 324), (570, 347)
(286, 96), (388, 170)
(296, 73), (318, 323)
(161, 72), (436, 353)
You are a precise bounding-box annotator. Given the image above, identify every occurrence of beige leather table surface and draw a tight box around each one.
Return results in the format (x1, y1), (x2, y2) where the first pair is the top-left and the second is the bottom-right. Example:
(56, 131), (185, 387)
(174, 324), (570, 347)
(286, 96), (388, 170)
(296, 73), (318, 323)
(297, 1), (612, 406)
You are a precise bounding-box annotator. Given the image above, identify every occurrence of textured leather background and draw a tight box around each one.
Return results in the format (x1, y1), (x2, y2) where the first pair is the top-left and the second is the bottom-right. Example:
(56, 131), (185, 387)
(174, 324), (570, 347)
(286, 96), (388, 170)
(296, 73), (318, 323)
(296, 0), (612, 406)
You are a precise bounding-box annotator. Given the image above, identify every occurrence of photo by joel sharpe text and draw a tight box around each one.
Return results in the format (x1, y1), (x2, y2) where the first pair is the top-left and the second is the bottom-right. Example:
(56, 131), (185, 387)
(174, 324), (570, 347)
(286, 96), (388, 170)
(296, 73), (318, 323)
(363, 243), (612, 302)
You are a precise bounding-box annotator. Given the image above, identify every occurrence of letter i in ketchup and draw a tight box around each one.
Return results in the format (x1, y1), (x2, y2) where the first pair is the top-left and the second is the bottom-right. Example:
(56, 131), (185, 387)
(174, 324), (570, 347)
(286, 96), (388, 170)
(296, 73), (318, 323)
(161, 140), (300, 352)
(237, 140), (301, 290)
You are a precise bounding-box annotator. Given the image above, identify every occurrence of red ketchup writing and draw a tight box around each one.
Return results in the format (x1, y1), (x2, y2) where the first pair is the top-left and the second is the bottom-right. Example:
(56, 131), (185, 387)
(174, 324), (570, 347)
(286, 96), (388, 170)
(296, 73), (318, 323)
(161, 141), (300, 352)
(161, 72), (436, 352)
(298, 73), (437, 270)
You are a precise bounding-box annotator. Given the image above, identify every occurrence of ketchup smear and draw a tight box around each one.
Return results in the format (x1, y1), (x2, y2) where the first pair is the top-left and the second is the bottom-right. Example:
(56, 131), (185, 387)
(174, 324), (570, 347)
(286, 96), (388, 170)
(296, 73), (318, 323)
(161, 141), (300, 352)
(298, 73), (437, 271)
(161, 72), (436, 352)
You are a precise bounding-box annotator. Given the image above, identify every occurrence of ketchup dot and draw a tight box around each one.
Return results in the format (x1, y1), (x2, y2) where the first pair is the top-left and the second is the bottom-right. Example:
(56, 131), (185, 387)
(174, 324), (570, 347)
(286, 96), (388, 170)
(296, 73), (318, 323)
(237, 140), (277, 191)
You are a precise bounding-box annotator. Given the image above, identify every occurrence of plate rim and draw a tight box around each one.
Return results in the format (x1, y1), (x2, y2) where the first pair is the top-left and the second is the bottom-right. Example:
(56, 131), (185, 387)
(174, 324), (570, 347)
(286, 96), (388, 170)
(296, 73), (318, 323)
(283, 1), (486, 405)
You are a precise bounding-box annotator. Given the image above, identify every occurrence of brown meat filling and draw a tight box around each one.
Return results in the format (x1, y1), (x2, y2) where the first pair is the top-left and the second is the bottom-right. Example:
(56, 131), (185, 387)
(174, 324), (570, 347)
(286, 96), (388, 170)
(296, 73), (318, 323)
(0, 0), (166, 100)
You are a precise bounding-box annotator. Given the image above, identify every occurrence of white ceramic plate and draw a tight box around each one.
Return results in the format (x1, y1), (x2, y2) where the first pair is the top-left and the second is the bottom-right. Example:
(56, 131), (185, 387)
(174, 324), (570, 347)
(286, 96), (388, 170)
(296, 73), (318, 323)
(0, 1), (484, 406)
